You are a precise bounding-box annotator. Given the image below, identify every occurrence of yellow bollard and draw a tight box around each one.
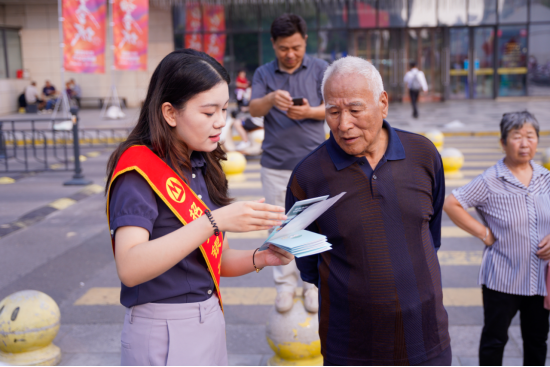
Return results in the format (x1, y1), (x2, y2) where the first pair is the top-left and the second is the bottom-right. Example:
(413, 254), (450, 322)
(266, 296), (322, 366)
(543, 148), (550, 171)
(0, 290), (61, 366)
(424, 130), (444, 151)
(221, 151), (247, 177)
(441, 148), (465, 179)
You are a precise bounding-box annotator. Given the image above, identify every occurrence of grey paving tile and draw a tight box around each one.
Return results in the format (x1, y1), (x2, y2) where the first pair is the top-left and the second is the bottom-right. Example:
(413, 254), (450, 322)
(226, 324), (272, 355)
(457, 356), (478, 366)
(56, 324), (123, 353)
(451, 355), (461, 366)
(228, 354), (263, 366)
(60, 352), (120, 366)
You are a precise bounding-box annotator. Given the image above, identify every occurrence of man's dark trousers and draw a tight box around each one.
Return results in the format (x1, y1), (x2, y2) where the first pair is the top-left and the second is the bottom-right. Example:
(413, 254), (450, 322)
(409, 89), (420, 118)
(479, 285), (549, 366)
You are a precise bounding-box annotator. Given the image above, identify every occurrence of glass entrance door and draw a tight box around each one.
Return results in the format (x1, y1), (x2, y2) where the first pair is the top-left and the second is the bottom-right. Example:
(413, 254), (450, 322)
(406, 28), (443, 101)
(351, 29), (402, 101)
(498, 26), (528, 96)
(448, 27), (495, 99)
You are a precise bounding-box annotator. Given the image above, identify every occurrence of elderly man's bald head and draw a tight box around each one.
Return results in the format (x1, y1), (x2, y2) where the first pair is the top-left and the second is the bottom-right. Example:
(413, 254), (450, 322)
(321, 56), (384, 102)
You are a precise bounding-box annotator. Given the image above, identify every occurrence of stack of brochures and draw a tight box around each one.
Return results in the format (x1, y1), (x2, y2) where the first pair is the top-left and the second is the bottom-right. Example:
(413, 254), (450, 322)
(259, 192), (346, 257)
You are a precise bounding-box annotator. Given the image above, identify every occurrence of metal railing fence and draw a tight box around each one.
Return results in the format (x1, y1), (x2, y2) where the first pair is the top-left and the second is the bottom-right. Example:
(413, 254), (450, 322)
(0, 115), (131, 184)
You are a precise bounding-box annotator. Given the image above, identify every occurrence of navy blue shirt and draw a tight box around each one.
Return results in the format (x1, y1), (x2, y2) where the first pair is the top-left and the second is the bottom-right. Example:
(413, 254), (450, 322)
(109, 151), (219, 307)
(251, 55), (328, 170)
(286, 121), (448, 365)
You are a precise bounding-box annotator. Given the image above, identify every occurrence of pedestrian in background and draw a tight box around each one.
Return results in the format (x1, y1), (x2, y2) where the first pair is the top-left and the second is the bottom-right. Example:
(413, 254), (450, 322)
(444, 111), (550, 366)
(249, 13), (328, 314)
(106, 49), (293, 366)
(69, 79), (82, 109)
(291, 56), (450, 365)
(403, 61), (428, 118)
(235, 69), (250, 112)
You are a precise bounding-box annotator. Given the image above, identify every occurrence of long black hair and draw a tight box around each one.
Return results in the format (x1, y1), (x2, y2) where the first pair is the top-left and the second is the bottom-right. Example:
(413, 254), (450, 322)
(106, 49), (232, 207)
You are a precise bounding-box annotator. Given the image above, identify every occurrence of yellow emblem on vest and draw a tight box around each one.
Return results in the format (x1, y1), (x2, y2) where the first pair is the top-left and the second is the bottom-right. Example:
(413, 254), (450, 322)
(166, 177), (186, 203)
(212, 237), (221, 258)
(189, 202), (203, 220)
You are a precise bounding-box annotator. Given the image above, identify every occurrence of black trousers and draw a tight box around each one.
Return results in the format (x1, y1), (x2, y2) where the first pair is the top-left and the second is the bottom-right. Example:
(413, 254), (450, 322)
(479, 286), (549, 366)
(409, 89), (420, 118)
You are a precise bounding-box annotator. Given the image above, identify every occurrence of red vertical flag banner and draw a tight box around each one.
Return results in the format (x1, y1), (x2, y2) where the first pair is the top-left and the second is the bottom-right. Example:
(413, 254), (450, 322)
(113, 0), (148, 71)
(203, 5), (226, 65)
(63, 0), (106, 73)
(185, 3), (202, 51)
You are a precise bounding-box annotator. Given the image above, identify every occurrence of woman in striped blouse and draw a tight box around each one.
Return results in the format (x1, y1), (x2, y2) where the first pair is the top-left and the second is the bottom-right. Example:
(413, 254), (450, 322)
(444, 110), (550, 366)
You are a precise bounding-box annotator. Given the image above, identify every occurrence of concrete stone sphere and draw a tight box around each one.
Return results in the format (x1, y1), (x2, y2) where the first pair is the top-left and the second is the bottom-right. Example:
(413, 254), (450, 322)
(543, 148), (550, 171)
(222, 151), (247, 175)
(266, 297), (322, 366)
(441, 148), (465, 178)
(0, 290), (61, 366)
(425, 130), (444, 151)
(249, 129), (265, 145)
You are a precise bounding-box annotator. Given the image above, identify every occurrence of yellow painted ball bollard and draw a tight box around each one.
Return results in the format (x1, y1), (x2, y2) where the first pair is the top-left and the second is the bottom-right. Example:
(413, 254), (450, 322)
(424, 130), (444, 152)
(441, 147), (465, 179)
(543, 148), (550, 171)
(221, 151), (247, 176)
(0, 290), (61, 366)
(266, 296), (322, 366)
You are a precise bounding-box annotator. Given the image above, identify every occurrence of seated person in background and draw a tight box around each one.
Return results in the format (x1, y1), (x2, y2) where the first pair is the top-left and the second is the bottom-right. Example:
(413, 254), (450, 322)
(230, 110), (264, 151)
(24, 81), (44, 109)
(42, 80), (58, 110)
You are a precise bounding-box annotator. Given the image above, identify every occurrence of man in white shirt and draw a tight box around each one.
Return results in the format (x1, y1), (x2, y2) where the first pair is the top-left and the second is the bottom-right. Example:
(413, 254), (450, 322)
(24, 81), (43, 108)
(403, 61), (428, 119)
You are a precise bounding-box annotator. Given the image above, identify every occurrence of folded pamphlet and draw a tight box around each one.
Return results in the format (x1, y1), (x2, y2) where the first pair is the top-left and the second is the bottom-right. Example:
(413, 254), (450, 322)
(259, 192), (346, 257)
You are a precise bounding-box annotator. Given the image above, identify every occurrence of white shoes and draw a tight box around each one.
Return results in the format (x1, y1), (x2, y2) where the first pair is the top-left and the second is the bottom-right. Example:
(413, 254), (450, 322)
(275, 289), (319, 313)
(304, 288), (319, 313)
(275, 291), (295, 313)
(235, 141), (251, 151)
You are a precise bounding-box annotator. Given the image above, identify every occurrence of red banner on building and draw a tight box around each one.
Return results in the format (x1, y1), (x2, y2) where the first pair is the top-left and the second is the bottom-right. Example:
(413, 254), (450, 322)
(184, 3), (226, 65)
(63, 0), (106, 74)
(113, 0), (148, 71)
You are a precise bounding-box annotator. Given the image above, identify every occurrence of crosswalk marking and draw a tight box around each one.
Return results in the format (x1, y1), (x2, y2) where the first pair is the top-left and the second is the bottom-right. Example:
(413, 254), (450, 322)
(74, 286), (483, 307)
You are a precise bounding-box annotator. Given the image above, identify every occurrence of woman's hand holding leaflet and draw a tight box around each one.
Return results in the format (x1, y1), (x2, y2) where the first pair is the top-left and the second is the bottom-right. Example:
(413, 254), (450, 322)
(213, 198), (287, 232)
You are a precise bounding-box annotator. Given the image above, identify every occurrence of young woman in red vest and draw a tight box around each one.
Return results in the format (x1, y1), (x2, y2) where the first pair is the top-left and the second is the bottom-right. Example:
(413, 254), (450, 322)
(105, 49), (293, 366)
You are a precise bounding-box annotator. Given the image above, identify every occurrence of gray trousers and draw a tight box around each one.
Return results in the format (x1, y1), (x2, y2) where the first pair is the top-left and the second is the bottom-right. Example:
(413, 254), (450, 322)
(261, 166), (316, 294)
(120, 295), (227, 366)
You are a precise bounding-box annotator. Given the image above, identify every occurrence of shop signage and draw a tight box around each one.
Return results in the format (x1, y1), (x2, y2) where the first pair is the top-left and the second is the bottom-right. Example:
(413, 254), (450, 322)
(63, 0), (106, 73)
(113, 0), (149, 71)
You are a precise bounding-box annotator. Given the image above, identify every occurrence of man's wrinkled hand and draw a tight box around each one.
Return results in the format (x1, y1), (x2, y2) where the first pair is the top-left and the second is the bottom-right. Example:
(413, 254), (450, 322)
(287, 98), (312, 120)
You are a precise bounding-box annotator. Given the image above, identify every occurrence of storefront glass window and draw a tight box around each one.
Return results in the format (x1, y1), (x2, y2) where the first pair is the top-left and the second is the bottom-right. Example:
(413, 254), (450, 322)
(318, 30), (348, 63)
(449, 28), (469, 99)
(228, 3), (259, 31)
(499, 0), (527, 24)
(319, 1), (347, 29)
(528, 24), (550, 96)
(473, 27), (495, 98)
(378, 0), (407, 27)
(261, 33), (276, 66)
(349, 0), (377, 28)
(530, 0), (550, 22)
(408, 0), (437, 27)
(290, 2), (317, 29)
(497, 26), (528, 96)
(5, 29), (22, 79)
(438, 0), (467, 26)
(261, 2), (287, 30)
(468, 0), (497, 25)
(0, 33), (5, 79)
(234, 33), (259, 77)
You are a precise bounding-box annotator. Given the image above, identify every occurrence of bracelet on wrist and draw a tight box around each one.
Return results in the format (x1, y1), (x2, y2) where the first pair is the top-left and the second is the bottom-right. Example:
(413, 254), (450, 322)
(482, 227), (489, 242)
(253, 248), (263, 273)
(204, 210), (220, 237)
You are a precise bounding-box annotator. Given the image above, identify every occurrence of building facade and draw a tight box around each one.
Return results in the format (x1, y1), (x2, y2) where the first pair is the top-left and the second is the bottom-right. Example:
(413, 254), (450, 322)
(173, 0), (550, 102)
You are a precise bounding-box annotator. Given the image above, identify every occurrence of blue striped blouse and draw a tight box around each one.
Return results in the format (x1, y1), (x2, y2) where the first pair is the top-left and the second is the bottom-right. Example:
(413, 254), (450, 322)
(453, 159), (550, 296)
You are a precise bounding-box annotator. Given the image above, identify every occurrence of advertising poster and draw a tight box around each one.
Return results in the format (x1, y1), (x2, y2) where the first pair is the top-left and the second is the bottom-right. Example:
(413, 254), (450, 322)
(63, 0), (106, 73)
(113, 0), (149, 71)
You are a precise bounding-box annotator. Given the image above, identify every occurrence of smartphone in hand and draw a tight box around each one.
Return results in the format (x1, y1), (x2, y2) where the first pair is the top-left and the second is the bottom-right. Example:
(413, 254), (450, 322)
(292, 97), (304, 106)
